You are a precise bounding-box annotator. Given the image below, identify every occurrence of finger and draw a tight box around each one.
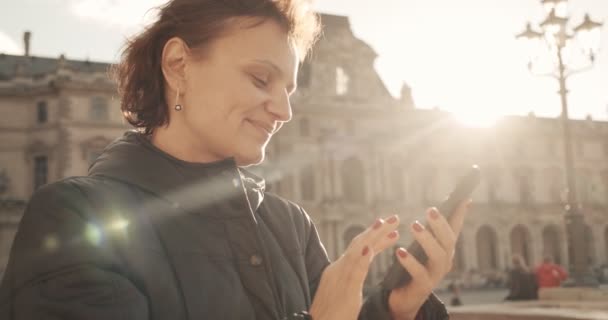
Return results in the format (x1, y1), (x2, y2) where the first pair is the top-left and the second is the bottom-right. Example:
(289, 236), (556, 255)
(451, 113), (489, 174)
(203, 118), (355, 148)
(348, 215), (400, 255)
(395, 248), (432, 291)
(345, 245), (375, 289)
(425, 207), (456, 254)
(367, 214), (400, 253)
(448, 199), (472, 236)
(410, 220), (447, 269)
(344, 217), (384, 253)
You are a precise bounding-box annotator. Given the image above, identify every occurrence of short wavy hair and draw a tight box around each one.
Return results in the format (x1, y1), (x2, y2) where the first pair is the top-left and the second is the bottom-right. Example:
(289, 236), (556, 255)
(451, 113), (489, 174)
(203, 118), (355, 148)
(112, 0), (320, 135)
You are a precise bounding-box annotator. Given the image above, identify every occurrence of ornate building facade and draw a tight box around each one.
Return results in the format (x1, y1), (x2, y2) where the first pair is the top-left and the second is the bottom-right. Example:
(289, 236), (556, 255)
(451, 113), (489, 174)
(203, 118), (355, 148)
(1, 14), (607, 286)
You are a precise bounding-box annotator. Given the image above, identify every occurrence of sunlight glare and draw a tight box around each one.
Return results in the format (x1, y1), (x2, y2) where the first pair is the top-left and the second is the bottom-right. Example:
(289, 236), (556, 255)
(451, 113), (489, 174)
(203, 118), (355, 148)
(453, 109), (500, 128)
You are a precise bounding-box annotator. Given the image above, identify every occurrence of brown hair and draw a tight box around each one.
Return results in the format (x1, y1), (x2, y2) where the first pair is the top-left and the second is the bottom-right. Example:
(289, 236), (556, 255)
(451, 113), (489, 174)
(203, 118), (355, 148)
(112, 0), (320, 135)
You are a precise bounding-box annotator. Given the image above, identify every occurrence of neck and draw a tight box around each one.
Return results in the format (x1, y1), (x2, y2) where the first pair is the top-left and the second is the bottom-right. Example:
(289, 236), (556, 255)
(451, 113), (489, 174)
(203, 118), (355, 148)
(150, 125), (222, 164)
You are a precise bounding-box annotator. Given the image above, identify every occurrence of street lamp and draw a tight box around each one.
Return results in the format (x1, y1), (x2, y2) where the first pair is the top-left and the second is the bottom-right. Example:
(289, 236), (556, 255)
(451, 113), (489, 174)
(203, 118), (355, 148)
(516, 1), (603, 287)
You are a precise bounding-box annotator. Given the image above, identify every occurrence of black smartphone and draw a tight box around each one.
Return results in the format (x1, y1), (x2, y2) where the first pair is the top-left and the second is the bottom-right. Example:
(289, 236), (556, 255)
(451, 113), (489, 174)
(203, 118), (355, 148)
(381, 165), (481, 290)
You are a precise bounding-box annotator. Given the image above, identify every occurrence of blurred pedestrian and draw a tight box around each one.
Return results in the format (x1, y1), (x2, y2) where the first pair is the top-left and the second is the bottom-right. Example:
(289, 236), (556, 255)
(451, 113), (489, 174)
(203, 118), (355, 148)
(505, 254), (538, 301)
(535, 255), (568, 288)
(447, 282), (463, 306)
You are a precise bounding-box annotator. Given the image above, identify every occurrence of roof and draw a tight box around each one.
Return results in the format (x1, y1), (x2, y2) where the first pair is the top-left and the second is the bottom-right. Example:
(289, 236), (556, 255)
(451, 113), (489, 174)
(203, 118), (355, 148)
(0, 53), (111, 81)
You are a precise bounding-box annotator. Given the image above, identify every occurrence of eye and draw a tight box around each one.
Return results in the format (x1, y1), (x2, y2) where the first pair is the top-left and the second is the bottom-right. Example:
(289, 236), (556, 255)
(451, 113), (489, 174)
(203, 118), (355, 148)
(251, 74), (269, 88)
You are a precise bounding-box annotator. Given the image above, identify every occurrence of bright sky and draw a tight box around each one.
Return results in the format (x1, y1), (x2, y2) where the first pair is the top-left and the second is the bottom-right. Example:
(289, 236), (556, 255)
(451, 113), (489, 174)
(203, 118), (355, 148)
(1, 0), (607, 122)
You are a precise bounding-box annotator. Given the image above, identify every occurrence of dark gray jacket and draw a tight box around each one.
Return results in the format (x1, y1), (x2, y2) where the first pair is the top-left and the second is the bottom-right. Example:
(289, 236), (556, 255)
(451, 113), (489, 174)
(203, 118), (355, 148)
(0, 131), (447, 319)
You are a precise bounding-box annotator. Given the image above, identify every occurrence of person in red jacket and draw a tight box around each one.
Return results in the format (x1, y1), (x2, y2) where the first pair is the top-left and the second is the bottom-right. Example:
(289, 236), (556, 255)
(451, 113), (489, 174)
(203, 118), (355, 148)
(536, 255), (568, 288)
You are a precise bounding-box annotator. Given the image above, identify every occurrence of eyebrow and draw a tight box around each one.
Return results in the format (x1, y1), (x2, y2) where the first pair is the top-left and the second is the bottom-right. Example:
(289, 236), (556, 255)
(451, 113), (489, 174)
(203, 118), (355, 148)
(253, 59), (297, 94)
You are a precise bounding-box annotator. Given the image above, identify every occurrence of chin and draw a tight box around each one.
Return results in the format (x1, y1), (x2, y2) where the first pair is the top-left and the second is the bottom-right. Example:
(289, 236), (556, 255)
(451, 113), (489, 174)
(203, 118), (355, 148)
(235, 148), (265, 167)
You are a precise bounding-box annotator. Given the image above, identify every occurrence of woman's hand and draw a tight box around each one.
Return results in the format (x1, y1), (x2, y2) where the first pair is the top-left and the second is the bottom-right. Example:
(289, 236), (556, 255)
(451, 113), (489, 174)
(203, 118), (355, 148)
(388, 200), (471, 320)
(309, 214), (401, 320)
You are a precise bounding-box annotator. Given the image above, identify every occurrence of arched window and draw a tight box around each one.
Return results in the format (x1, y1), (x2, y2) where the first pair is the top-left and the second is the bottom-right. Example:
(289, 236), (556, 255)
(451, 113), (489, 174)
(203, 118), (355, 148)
(342, 158), (366, 204)
(542, 224), (563, 264)
(510, 224), (533, 265)
(476, 225), (499, 271)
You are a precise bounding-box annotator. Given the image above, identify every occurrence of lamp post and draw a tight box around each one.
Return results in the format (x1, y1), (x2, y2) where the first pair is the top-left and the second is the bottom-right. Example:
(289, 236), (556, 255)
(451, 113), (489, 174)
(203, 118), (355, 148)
(516, 0), (603, 287)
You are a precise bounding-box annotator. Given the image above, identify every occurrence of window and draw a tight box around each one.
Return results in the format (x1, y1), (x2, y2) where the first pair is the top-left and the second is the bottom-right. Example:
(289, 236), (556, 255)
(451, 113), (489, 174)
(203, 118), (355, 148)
(90, 96), (108, 121)
(300, 165), (315, 201)
(342, 158), (365, 203)
(37, 101), (48, 123)
(34, 155), (48, 190)
(576, 169), (592, 203)
(486, 168), (500, 203)
(517, 167), (534, 204)
(476, 225), (499, 271)
(335, 67), (349, 96)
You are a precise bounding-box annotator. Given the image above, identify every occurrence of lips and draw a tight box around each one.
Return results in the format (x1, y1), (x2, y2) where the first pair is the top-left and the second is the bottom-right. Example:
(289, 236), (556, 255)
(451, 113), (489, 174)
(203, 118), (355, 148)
(248, 119), (274, 135)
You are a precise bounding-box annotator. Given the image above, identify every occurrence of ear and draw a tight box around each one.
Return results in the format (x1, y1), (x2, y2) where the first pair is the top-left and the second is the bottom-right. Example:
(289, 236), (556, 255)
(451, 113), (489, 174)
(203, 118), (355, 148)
(161, 37), (188, 95)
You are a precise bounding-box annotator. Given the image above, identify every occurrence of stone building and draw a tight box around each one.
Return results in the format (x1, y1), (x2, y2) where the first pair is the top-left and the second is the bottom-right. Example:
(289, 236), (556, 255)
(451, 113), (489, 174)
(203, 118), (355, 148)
(1, 14), (608, 287)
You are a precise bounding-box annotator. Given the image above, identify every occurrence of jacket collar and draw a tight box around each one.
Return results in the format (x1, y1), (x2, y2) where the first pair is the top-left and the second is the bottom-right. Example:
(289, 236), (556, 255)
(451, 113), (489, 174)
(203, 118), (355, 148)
(88, 131), (265, 213)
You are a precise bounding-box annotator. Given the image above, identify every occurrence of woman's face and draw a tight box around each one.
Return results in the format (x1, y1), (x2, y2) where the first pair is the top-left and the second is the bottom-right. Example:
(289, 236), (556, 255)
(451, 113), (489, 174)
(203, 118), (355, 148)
(177, 19), (298, 167)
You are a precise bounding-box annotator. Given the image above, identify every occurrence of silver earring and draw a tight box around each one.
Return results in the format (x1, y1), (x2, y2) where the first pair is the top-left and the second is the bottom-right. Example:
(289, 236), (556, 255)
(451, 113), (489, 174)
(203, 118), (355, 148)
(174, 87), (183, 111)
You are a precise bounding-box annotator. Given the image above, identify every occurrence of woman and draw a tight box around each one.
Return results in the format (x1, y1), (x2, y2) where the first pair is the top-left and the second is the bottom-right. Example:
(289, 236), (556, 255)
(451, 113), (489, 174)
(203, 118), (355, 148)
(0, 0), (470, 319)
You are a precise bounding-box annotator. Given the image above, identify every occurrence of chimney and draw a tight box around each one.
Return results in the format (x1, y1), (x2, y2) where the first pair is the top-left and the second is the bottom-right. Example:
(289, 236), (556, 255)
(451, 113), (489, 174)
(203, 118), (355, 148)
(24, 31), (31, 57)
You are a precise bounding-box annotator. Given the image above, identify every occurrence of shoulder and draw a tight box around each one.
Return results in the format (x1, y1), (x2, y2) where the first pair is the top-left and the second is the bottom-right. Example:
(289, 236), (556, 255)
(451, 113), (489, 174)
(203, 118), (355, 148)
(24, 176), (134, 223)
(262, 192), (313, 225)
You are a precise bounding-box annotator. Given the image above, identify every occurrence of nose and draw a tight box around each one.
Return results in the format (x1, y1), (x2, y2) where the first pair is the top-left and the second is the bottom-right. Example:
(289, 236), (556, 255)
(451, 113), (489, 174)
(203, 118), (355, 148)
(266, 89), (292, 123)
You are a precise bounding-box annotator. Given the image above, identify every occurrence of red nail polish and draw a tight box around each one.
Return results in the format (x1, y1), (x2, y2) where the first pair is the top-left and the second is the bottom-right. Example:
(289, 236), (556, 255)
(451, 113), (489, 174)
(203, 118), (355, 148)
(388, 230), (398, 239)
(413, 221), (424, 232)
(397, 248), (408, 258)
(373, 219), (383, 229)
(362, 246), (369, 256)
(429, 208), (439, 220)
(387, 215), (398, 224)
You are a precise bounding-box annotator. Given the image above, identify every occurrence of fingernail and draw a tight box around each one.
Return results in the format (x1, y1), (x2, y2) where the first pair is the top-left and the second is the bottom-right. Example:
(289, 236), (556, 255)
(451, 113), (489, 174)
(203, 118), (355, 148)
(412, 221), (424, 232)
(388, 230), (399, 239)
(428, 208), (439, 220)
(373, 219), (384, 230)
(387, 215), (398, 224)
(397, 248), (408, 259)
(362, 246), (369, 256)
(466, 200), (473, 210)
